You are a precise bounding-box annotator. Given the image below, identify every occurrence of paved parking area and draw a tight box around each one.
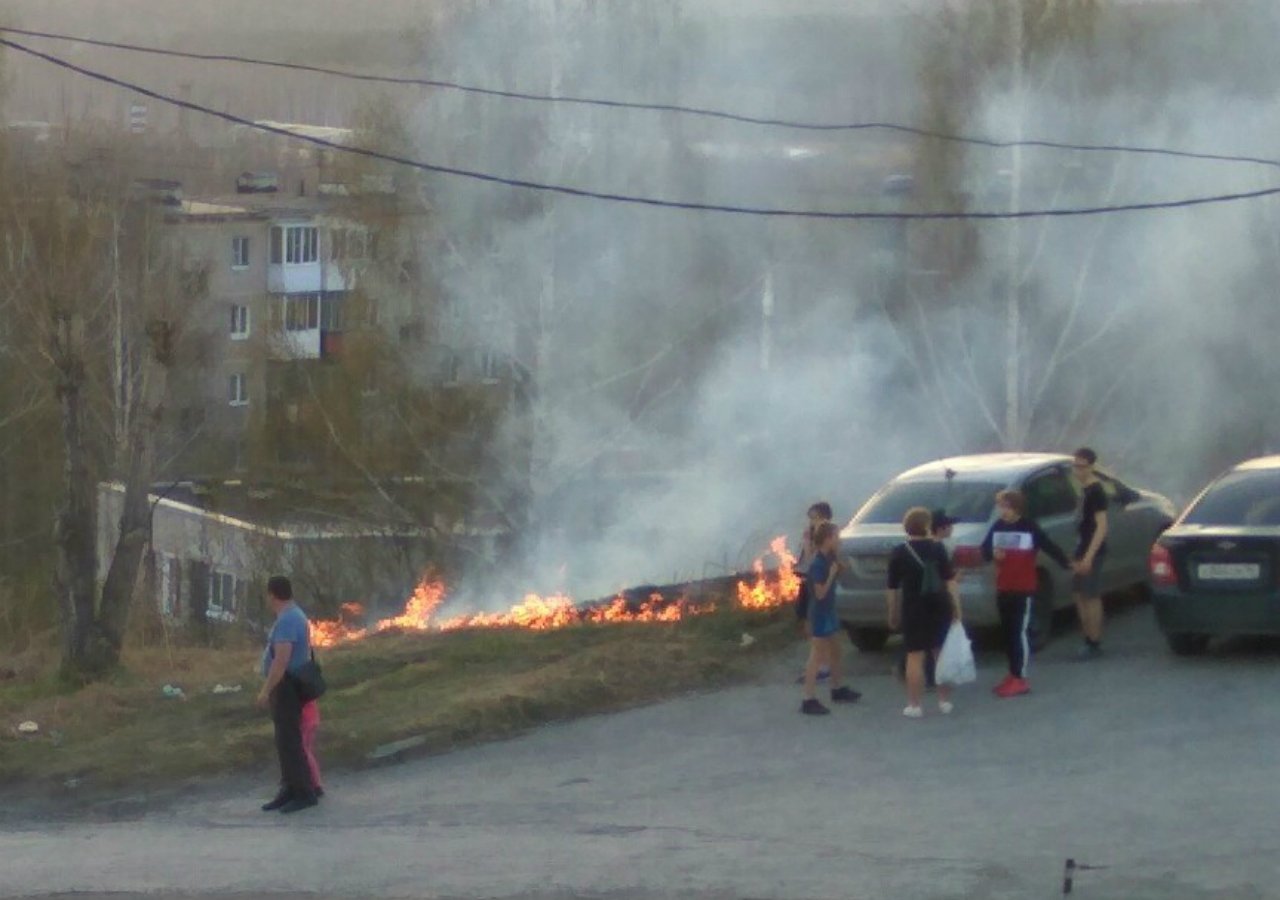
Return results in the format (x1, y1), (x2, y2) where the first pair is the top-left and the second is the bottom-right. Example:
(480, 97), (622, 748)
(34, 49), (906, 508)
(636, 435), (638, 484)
(5, 605), (1280, 899)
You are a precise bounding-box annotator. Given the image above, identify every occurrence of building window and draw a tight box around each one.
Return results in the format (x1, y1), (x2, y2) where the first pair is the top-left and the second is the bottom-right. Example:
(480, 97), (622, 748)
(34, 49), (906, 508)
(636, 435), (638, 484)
(228, 373), (249, 407)
(232, 236), (250, 269)
(284, 293), (320, 331)
(270, 225), (319, 265)
(230, 304), (250, 339)
(331, 228), (367, 261)
(208, 570), (238, 620)
(320, 292), (345, 331)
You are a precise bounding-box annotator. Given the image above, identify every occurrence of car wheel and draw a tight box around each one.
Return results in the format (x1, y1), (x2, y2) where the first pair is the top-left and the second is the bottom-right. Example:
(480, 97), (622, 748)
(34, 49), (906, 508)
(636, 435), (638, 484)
(1166, 633), (1210, 656)
(843, 623), (889, 653)
(1029, 571), (1056, 652)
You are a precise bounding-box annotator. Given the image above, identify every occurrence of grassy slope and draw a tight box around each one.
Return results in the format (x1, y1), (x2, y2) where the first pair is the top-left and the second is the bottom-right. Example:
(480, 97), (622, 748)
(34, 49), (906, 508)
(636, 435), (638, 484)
(0, 607), (793, 791)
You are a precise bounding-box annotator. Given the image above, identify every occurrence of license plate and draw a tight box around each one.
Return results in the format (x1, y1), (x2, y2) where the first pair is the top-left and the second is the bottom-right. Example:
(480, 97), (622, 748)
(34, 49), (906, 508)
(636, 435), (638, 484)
(1197, 563), (1261, 581)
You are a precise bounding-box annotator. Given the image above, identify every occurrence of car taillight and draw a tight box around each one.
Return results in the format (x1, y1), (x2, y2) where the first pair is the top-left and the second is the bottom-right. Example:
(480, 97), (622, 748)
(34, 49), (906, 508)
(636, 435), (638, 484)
(1149, 543), (1177, 587)
(952, 545), (985, 568)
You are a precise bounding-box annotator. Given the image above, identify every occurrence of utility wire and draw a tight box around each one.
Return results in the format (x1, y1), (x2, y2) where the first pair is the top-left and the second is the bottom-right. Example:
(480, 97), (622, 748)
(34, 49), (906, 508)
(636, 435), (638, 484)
(5, 24), (1280, 172)
(5, 36), (1280, 221)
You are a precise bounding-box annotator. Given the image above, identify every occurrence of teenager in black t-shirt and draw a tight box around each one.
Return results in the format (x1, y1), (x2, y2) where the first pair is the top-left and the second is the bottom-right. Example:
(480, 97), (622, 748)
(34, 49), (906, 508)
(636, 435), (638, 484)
(1071, 447), (1110, 659)
(886, 507), (962, 719)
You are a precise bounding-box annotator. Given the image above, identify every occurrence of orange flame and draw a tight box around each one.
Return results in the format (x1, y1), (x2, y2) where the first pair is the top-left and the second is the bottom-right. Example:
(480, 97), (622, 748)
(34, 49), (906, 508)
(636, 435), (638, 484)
(736, 536), (799, 609)
(311, 535), (797, 647)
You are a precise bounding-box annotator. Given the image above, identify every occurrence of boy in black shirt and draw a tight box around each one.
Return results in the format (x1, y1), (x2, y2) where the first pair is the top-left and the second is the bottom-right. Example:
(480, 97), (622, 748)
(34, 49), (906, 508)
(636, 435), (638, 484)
(1071, 447), (1109, 659)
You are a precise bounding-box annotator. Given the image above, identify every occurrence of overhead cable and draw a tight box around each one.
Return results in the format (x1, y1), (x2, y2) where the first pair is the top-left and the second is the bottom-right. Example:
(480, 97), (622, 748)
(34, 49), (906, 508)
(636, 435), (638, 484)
(4, 37), (1280, 222)
(4, 25), (1280, 171)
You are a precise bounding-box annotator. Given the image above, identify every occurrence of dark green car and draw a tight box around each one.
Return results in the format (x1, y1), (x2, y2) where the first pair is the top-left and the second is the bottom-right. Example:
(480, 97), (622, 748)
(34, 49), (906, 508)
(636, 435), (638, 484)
(1149, 456), (1280, 655)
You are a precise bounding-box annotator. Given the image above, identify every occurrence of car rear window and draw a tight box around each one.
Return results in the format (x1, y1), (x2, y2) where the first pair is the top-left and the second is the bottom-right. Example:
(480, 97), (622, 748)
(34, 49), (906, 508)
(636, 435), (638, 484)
(1182, 470), (1280, 526)
(852, 480), (1004, 526)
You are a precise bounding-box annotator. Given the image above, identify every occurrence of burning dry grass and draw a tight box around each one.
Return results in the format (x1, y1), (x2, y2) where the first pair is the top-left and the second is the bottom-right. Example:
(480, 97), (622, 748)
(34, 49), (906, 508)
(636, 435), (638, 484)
(311, 537), (800, 646)
(0, 604), (795, 797)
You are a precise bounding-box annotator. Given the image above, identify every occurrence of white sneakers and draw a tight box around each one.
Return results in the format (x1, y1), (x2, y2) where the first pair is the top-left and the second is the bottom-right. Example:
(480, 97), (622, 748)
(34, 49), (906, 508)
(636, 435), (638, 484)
(938, 701), (954, 715)
(903, 702), (955, 718)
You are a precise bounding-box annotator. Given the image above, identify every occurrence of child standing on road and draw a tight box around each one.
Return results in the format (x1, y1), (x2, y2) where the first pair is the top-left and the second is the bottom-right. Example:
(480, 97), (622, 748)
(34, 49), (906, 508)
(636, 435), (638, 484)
(980, 490), (1072, 697)
(800, 522), (861, 715)
(795, 502), (833, 682)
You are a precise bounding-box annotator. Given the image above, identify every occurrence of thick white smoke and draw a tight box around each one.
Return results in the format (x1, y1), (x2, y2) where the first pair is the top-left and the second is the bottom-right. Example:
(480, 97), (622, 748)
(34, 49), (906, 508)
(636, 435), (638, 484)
(401, 0), (1280, 603)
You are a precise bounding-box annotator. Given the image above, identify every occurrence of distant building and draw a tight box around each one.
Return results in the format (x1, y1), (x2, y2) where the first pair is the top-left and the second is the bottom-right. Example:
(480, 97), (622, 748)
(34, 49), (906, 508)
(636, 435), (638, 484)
(96, 479), (504, 625)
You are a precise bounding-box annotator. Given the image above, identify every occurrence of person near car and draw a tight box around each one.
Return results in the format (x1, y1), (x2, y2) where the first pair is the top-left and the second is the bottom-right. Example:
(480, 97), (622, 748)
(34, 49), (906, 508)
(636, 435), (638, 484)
(800, 522), (862, 715)
(795, 502), (833, 682)
(980, 490), (1072, 697)
(1071, 447), (1109, 659)
(894, 509), (957, 685)
(887, 508), (961, 718)
(257, 576), (321, 814)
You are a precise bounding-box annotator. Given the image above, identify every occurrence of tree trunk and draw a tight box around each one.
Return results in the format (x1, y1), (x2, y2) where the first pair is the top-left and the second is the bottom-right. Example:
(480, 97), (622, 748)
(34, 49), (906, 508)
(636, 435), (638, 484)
(53, 345), (110, 680)
(96, 449), (151, 660)
(97, 321), (169, 663)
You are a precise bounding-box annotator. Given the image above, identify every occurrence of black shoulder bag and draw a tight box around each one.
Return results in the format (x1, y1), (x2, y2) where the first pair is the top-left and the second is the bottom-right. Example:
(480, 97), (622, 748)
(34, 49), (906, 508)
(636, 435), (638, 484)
(292, 649), (327, 702)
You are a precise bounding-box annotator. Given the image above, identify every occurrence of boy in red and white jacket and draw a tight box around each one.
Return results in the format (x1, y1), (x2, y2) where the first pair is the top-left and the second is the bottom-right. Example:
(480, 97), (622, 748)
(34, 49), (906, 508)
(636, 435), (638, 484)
(981, 490), (1072, 697)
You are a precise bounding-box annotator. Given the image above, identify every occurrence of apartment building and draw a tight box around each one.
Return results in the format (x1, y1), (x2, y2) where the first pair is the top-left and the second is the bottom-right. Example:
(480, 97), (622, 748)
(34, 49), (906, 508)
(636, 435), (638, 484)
(157, 170), (422, 472)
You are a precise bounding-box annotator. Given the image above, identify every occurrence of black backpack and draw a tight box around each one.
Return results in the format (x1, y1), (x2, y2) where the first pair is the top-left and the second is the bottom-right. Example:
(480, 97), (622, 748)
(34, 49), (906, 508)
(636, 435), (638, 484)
(904, 541), (945, 596)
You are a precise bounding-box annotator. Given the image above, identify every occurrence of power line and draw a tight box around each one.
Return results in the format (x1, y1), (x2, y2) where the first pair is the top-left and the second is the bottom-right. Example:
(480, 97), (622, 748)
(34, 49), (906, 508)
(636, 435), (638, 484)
(4, 36), (1280, 222)
(5, 24), (1280, 172)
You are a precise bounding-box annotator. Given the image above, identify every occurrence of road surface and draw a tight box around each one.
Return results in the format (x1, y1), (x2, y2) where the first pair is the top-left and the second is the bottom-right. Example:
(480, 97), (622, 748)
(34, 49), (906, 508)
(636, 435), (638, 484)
(5, 605), (1280, 899)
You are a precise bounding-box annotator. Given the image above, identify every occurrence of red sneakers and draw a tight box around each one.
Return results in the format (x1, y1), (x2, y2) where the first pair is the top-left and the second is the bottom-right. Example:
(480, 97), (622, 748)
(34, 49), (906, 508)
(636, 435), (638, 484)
(992, 674), (1015, 694)
(995, 677), (1031, 698)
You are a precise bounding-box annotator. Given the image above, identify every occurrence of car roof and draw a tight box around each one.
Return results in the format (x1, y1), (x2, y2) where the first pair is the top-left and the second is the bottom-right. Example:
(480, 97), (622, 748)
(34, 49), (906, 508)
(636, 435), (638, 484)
(1232, 455), (1280, 472)
(894, 452), (1071, 482)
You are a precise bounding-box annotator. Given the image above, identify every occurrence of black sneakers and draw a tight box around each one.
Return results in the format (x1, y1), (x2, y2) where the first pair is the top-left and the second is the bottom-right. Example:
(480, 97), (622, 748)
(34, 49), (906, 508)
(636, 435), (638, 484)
(261, 789), (292, 812)
(830, 686), (861, 704)
(279, 793), (319, 814)
(800, 698), (831, 716)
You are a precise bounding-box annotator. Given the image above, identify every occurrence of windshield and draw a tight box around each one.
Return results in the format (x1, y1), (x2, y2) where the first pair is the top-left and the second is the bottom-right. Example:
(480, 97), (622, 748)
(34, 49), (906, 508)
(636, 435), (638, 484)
(1182, 470), (1280, 526)
(852, 479), (1003, 526)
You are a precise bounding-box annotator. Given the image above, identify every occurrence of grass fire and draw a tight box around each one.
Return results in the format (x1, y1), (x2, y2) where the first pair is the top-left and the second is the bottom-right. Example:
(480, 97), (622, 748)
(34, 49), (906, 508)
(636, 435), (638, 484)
(311, 536), (799, 647)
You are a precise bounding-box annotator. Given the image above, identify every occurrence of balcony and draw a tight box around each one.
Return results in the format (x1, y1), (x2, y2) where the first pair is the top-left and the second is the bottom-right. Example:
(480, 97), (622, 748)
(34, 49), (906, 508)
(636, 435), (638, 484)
(268, 261), (322, 294)
(269, 292), (346, 361)
(268, 224), (351, 294)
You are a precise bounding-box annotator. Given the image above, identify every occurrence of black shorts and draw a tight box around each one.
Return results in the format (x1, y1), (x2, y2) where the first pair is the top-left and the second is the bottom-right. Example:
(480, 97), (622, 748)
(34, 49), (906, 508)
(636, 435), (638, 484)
(901, 599), (950, 653)
(1072, 553), (1106, 596)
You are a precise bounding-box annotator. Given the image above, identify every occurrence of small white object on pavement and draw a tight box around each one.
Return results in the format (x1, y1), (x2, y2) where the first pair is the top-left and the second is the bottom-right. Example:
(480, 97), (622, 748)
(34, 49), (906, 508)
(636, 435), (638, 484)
(17, 720), (39, 734)
(740, 633), (756, 648)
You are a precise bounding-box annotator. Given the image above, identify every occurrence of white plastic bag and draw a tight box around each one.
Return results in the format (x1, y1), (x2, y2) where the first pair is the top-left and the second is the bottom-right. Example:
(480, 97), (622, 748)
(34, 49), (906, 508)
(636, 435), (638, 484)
(936, 622), (976, 686)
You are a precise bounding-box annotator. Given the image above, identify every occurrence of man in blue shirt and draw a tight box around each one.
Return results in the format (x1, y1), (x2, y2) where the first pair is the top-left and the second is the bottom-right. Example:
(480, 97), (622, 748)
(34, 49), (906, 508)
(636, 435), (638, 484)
(257, 575), (318, 814)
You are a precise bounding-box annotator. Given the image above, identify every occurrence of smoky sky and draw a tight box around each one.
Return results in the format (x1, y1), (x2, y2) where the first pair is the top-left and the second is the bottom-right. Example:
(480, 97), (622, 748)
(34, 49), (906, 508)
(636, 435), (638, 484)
(10, 0), (1277, 603)
(393, 0), (1280, 604)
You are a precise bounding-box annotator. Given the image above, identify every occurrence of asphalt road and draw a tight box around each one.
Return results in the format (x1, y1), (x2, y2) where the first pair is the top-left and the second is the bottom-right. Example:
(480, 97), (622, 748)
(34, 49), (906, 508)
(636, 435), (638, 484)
(5, 604), (1280, 900)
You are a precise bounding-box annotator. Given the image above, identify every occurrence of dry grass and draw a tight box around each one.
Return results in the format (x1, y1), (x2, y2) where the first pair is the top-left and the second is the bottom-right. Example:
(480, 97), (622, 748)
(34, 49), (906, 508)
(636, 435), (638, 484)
(0, 607), (794, 793)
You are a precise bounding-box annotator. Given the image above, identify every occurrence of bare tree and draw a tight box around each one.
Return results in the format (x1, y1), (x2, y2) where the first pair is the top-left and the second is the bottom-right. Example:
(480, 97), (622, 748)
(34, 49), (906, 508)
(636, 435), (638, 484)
(892, 0), (1119, 450)
(0, 149), (196, 679)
